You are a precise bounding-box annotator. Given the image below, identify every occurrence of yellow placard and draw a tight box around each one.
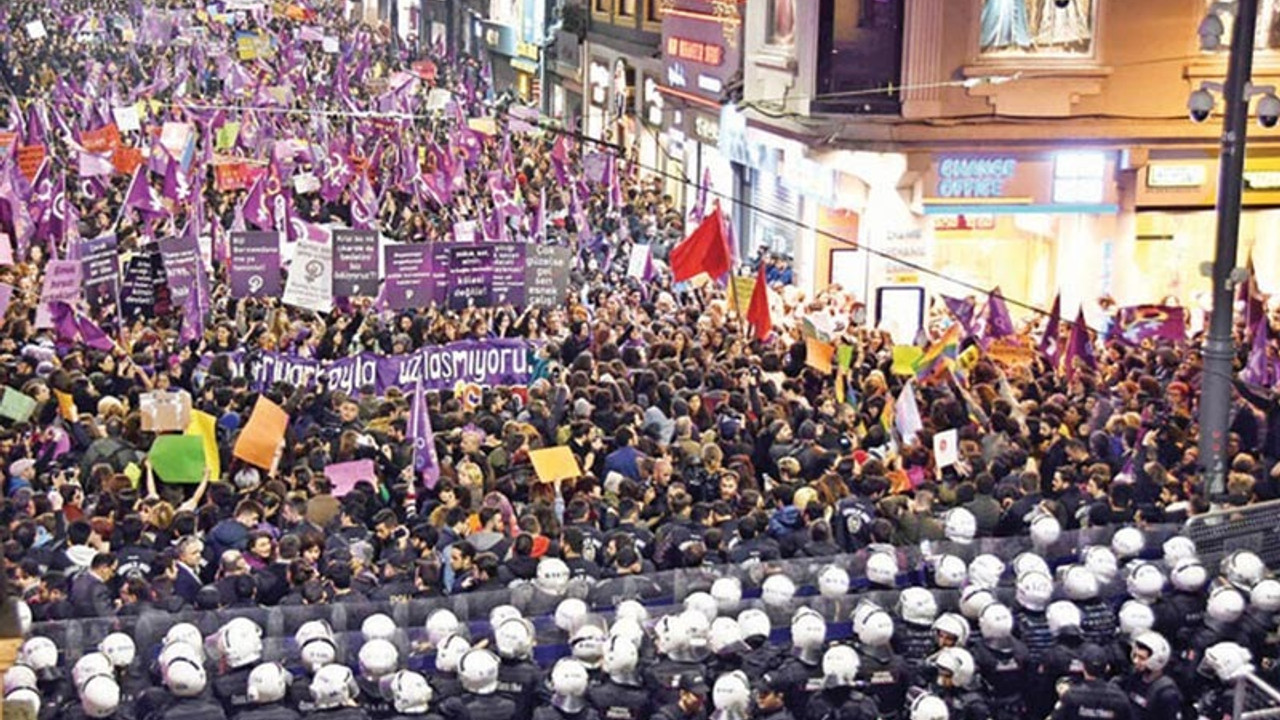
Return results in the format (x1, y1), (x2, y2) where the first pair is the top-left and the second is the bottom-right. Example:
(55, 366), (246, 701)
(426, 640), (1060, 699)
(891, 346), (923, 376)
(987, 337), (1037, 368)
(528, 446), (583, 483)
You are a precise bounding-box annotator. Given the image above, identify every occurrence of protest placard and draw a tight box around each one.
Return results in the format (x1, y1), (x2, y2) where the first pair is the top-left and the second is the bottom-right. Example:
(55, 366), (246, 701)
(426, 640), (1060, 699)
(529, 446), (582, 483)
(233, 396), (288, 469)
(140, 390), (193, 433)
(934, 429), (959, 468)
(325, 460), (377, 497)
(0, 388), (36, 423)
(149, 436), (206, 484)
(805, 337), (835, 374)
(282, 233), (333, 313)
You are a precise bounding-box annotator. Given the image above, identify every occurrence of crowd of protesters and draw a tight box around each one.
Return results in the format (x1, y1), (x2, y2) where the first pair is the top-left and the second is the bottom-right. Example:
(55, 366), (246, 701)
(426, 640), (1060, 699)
(2, 0), (1280, 718)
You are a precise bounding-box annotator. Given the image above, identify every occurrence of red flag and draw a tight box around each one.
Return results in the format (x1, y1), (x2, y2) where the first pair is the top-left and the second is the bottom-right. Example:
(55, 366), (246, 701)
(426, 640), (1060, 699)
(670, 206), (731, 283)
(747, 261), (772, 341)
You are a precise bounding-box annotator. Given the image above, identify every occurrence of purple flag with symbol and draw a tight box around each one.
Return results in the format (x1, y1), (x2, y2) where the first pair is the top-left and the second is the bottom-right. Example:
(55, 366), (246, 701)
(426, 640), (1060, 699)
(124, 168), (166, 219)
(410, 370), (440, 490)
(984, 287), (1015, 341)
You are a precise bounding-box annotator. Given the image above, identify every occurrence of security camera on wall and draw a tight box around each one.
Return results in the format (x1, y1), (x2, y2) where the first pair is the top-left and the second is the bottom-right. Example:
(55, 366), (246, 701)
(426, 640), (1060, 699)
(1258, 93), (1280, 128)
(1188, 89), (1215, 123)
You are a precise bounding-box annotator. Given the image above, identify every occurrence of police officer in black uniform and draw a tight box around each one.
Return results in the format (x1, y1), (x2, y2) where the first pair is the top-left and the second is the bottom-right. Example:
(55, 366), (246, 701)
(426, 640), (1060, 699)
(1049, 645), (1133, 720)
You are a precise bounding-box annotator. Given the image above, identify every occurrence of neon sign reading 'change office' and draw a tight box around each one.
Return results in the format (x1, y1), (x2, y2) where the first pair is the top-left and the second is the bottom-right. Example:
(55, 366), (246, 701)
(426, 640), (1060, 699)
(936, 157), (1017, 198)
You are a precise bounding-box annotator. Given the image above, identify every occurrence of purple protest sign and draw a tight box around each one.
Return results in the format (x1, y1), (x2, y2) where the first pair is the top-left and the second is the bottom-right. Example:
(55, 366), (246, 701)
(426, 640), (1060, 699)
(246, 352), (320, 389)
(331, 229), (379, 297)
(35, 259), (83, 328)
(119, 249), (171, 320)
(158, 232), (202, 310)
(322, 352), (382, 395)
(382, 244), (434, 310)
(523, 245), (573, 308)
(429, 243), (451, 306)
(229, 231), (281, 298)
(79, 235), (120, 314)
(447, 244), (495, 310)
(490, 243), (526, 306)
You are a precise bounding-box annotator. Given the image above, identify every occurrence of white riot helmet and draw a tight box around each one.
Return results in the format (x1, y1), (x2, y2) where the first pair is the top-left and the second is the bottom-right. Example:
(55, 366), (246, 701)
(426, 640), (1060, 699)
(761, 574), (798, 606)
(1208, 586), (1247, 624)
(4, 665), (37, 694)
(1030, 514), (1062, 550)
(362, 614), (398, 642)
(79, 674), (121, 719)
(551, 658), (590, 699)
(99, 633), (137, 669)
(615, 600), (650, 626)
(654, 614), (689, 656)
(1163, 537), (1197, 567)
(311, 664), (359, 710)
(910, 693), (950, 720)
(296, 621), (338, 674)
(490, 605), (522, 629)
(856, 609), (894, 647)
(609, 617), (645, 650)
(1046, 601), (1082, 637)
(1222, 551), (1267, 592)
(555, 598), (590, 633)
(934, 555), (967, 589)
(436, 634), (473, 673)
(246, 663), (293, 705)
(1200, 642), (1254, 682)
(822, 646), (860, 687)
(1118, 601), (1156, 637)
(6, 687), (39, 717)
(791, 612), (827, 651)
(386, 671), (433, 714)
(359, 639), (400, 680)
(494, 618), (536, 660)
(1132, 631), (1171, 674)
(738, 609), (772, 641)
(458, 649), (502, 695)
(1082, 546), (1119, 585)
(979, 603), (1014, 641)
(866, 552), (899, 588)
(1012, 552), (1051, 580)
(158, 641), (203, 679)
(72, 653), (113, 692)
(1111, 527), (1146, 560)
(944, 509), (977, 545)
(15, 601), (30, 637)
(933, 613), (970, 647)
(164, 656), (208, 698)
(711, 578), (743, 613)
(536, 558), (572, 596)
(217, 617), (264, 670)
(959, 587), (997, 620)
(1171, 558), (1209, 593)
(1015, 571), (1053, 612)
(1062, 565), (1100, 601)
(967, 554), (1005, 589)
(680, 610), (711, 651)
(709, 617), (745, 656)
(17, 637), (57, 671)
(1126, 563), (1167, 603)
(899, 587), (939, 626)
(685, 592), (719, 625)
(713, 671), (751, 713)
(932, 647), (976, 688)
(818, 565), (851, 598)
(603, 636), (640, 676)
(571, 623), (609, 667)
(164, 624), (205, 659)
(425, 609), (462, 646)
(1252, 579), (1280, 613)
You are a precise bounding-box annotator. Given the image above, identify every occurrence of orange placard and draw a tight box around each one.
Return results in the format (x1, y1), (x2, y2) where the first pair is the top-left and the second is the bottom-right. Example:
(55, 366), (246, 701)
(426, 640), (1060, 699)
(528, 446), (583, 483)
(805, 337), (835, 374)
(112, 146), (144, 175)
(17, 145), (46, 181)
(81, 124), (122, 154)
(232, 396), (289, 470)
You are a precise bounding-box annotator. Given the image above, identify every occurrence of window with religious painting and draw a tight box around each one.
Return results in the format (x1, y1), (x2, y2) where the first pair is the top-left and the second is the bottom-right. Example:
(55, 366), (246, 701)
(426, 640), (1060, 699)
(979, 0), (1095, 56)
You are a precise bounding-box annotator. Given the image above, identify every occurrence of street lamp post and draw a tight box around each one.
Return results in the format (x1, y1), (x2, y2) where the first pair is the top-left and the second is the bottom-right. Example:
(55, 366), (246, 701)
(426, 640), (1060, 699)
(1199, 0), (1259, 497)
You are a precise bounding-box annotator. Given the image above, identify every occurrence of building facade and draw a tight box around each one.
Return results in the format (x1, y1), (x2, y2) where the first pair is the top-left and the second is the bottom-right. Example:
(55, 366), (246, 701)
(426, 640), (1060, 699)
(728, 0), (1280, 325)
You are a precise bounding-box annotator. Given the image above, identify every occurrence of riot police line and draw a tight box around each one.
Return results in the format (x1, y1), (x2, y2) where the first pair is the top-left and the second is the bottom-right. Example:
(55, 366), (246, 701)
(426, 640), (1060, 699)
(6, 521), (1273, 720)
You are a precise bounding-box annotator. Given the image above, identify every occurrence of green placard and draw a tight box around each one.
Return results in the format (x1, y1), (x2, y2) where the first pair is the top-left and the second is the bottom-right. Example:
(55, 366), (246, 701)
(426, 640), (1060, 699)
(0, 387), (36, 422)
(149, 435), (206, 484)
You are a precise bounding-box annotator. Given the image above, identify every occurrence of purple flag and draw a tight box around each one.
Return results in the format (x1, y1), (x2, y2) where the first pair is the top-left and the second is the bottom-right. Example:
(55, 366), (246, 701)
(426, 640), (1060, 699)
(123, 168), (166, 219)
(0, 162), (35, 256)
(351, 172), (377, 231)
(242, 174), (273, 231)
(942, 294), (976, 336)
(1242, 315), (1278, 387)
(1114, 305), (1188, 345)
(690, 167), (711, 223)
(1039, 293), (1062, 366)
(410, 370), (440, 491)
(162, 158), (194, 211)
(0, 284), (13, 318)
(984, 287), (1015, 340)
(48, 301), (114, 351)
(1061, 308), (1097, 380)
(320, 141), (356, 203)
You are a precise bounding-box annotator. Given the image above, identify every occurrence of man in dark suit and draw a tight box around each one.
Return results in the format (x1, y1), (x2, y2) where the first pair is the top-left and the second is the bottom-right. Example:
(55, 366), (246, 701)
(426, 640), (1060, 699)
(71, 552), (117, 618)
(174, 537), (205, 605)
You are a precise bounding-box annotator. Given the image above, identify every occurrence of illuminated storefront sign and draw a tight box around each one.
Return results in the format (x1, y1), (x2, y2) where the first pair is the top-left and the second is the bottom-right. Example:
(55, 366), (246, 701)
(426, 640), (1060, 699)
(935, 157), (1017, 199)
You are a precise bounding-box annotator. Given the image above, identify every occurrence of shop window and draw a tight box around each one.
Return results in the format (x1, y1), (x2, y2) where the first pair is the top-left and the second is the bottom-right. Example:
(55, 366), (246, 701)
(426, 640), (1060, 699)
(814, 0), (903, 114)
(593, 0), (609, 17)
(1208, 0), (1280, 51)
(618, 0), (636, 17)
(1053, 151), (1106, 204)
(645, 0), (664, 24)
(979, 0), (1096, 57)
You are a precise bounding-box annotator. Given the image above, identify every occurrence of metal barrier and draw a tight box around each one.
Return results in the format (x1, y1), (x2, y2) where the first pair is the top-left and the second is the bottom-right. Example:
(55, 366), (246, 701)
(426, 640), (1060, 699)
(1234, 672), (1280, 720)
(1184, 499), (1280, 571)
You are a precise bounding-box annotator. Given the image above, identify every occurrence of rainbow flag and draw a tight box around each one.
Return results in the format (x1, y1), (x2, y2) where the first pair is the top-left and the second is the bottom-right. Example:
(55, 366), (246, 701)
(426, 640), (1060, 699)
(913, 324), (961, 380)
(880, 393), (895, 433)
